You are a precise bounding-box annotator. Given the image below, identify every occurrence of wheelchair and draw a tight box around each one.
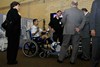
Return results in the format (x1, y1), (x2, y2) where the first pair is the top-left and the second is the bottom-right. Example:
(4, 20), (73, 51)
(22, 29), (48, 58)
(22, 29), (62, 58)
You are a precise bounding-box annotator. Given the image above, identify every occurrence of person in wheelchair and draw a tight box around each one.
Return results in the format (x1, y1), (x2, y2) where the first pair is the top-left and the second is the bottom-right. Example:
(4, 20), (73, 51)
(22, 19), (48, 58)
(31, 19), (43, 43)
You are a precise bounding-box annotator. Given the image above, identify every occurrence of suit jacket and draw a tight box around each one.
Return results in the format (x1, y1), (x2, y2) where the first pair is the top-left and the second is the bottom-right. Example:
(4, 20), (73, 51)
(6, 8), (21, 37)
(81, 12), (90, 38)
(49, 17), (63, 34)
(90, 1), (100, 37)
(61, 7), (85, 35)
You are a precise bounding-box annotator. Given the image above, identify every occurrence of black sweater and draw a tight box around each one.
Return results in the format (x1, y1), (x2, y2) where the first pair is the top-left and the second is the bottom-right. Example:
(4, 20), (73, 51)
(6, 8), (21, 37)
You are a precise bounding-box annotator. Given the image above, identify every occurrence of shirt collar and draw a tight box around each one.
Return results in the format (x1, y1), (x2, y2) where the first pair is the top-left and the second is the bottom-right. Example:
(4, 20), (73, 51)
(33, 25), (37, 28)
(85, 12), (88, 16)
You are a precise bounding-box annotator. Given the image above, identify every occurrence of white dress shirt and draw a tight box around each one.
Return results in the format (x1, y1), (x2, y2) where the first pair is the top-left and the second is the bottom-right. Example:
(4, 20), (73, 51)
(31, 25), (42, 37)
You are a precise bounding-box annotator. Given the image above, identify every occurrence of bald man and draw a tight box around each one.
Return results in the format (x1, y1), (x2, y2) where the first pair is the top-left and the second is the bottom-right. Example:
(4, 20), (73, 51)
(57, 1), (85, 64)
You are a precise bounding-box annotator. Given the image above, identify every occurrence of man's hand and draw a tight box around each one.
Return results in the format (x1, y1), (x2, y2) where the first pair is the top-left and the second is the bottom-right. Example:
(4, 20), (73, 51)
(75, 28), (80, 32)
(91, 30), (96, 36)
(37, 27), (39, 32)
(51, 28), (55, 32)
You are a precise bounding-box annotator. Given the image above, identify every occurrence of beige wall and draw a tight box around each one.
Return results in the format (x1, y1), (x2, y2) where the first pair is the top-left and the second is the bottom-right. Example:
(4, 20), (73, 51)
(0, 0), (93, 28)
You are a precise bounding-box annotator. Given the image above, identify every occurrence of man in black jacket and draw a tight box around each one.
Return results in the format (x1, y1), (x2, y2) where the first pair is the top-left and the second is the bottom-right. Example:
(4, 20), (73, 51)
(49, 10), (63, 45)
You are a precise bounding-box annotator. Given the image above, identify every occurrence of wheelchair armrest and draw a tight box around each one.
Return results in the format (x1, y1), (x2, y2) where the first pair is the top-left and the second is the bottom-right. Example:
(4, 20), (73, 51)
(26, 29), (33, 40)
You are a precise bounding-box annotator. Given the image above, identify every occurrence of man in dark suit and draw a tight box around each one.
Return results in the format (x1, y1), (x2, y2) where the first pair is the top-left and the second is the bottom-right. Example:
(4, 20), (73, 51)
(49, 10), (63, 45)
(90, 0), (100, 67)
(57, 1), (85, 64)
(80, 8), (91, 61)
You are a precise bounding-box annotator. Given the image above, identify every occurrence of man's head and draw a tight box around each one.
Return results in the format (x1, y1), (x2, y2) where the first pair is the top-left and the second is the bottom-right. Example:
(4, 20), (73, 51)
(71, 1), (78, 7)
(81, 8), (88, 15)
(33, 19), (38, 26)
(82, 8), (88, 12)
(56, 10), (62, 17)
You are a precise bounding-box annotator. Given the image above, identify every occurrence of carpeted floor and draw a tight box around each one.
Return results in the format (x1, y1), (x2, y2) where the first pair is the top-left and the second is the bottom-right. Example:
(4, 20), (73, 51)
(0, 49), (99, 67)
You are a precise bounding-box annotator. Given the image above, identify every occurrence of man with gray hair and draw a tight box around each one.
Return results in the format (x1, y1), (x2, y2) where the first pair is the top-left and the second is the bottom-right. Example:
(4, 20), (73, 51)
(57, 1), (85, 64)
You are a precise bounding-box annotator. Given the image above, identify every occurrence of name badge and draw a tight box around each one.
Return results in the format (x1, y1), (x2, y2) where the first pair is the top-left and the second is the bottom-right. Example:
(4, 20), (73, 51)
(59, 22), (61, 24)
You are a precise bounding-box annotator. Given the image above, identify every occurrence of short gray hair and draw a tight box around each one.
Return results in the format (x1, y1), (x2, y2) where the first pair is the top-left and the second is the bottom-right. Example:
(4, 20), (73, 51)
(71, 1), (78, 6)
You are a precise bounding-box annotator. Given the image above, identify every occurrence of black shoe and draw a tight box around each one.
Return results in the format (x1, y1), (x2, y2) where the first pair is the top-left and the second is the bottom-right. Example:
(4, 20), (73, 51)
(70, 61), (75, 64)
(57, 59), (63, 63)
(80, 57), (90, 61)
(7, 61), (18, 65)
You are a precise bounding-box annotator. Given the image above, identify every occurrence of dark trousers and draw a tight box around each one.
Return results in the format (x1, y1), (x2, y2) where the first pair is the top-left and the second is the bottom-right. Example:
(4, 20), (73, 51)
(92, 37), (100, 67)
(53, 32), (63, 45)
(58, 34), (80, 62)
(81, 37), (90, 59)
(7, 35), (20, 62)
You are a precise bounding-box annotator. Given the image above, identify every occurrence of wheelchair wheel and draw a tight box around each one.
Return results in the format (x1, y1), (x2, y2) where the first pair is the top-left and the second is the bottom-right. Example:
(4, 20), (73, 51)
(22, 40), (38, 57)
(39, 51), (47, 58)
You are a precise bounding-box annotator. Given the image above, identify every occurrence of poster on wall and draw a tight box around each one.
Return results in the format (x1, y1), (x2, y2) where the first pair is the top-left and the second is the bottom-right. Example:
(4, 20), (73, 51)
(26, 19), (33, 30)
(3, 15), (6, 22)
(0, 14), (3, 26)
